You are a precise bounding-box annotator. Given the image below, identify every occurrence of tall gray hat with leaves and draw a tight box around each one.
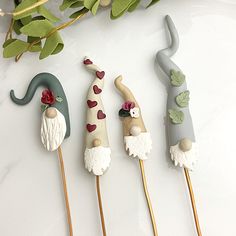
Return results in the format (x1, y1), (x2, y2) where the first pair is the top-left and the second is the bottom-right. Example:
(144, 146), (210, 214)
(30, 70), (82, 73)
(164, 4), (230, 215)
(156, 15), (195, 146)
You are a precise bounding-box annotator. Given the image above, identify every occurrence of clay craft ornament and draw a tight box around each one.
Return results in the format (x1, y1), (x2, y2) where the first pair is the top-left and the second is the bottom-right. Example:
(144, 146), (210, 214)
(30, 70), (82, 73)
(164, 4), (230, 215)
(115, 76), (158, 236)
(83, 58), (111, 236)
(10, 73), (74, 236)
(156, 15), (202, 236)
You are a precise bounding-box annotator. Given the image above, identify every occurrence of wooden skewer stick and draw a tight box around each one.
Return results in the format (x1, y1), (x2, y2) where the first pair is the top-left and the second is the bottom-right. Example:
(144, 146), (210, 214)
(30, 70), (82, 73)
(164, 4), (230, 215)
(96, 176), (107, 236)
(139, 160), (158, 236)
(58, 146), (74, 236)
(184, 168), (202, 236)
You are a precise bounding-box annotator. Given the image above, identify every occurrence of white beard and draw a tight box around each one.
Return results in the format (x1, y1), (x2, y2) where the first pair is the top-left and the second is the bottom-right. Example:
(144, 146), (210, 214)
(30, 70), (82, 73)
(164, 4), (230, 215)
(41, 109), (67, 151)
(170, 143), (197, 170)
(84, 146), (111, 176)
(124, 132), (152, 160)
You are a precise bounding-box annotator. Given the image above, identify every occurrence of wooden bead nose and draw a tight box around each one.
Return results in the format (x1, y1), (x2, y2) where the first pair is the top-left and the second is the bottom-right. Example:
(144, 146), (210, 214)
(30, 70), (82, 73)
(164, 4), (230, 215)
(179, 138), (192, 152)
(93, 139), (101, 147)
(45, 107), (57, 119)
(130, 125), (141, 136)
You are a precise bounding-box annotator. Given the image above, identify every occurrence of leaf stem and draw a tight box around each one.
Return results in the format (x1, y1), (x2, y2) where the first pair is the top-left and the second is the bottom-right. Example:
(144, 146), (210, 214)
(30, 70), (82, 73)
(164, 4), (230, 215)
(5, 18), (14, 41)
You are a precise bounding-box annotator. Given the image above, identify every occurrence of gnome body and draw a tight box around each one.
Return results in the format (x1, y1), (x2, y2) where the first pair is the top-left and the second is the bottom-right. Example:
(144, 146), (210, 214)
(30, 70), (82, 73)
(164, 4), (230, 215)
(84, 58), (111, 176)
(115, 76), (152, 160)
(156, 15), (196, 170)
(10, 73), (70, 151)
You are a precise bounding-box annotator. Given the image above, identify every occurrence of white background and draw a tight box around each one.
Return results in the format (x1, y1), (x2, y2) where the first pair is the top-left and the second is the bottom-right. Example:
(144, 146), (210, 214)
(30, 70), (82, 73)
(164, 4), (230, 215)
(1, 0), (236, 235)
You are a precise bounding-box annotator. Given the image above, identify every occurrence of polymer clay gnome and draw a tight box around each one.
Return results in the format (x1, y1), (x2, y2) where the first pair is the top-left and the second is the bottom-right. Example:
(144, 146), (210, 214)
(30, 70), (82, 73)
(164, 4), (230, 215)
(10, 73), (74, 236)
(115, 76), (152, 159)
(10, 73), (70, 151)
(84, 58), (111, 176)
(115, 76), (158, 236)
(156, 15), (196, 170)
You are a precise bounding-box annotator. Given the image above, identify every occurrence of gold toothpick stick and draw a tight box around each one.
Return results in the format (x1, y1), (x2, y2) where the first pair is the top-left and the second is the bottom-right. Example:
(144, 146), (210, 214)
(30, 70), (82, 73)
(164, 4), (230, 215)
(184, 168), (202, 236)
(139, 160), (158, 236)
(58, 146), (74, 236)
(96, 176), (107, 236)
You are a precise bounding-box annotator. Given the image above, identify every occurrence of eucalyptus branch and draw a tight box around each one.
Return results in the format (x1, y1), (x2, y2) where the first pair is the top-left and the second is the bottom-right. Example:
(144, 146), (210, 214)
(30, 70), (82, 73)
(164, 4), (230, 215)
(2, 0), (159, 62)
(15, 8), (88, 62)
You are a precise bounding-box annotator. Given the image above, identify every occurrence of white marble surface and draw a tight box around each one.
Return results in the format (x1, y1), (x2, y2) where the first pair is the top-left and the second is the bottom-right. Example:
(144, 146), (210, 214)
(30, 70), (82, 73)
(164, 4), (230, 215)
(1, 0), (236, 235)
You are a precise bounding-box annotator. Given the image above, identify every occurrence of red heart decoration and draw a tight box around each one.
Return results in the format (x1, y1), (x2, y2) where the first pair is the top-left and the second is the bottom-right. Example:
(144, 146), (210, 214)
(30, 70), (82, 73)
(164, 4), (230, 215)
(84, 59), (93, 65)
(96, 71), (105, 79)
(93, 85), (102, 94)
(97, 110), (106, 119)
(87, 100), (97, 108)
(86, 124), (97, 132)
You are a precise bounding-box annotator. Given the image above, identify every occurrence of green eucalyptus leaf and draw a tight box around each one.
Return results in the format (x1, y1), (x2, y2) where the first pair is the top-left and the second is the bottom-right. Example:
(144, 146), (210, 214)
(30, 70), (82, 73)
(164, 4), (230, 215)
(146, 0), (160, 8)
(3, 39), (17, 48)
(71, 1), (84, 8)
(168, 109), (184, 124)
(13, 20), (23, 35)
(111, 0), (133, 17)
(91, 0), (100, 15)
(60, 0), (81, 10)
(70, 8), (89, 18)
(3, 39), (29, 58)
(20, 19), (54, 37)
(110, 10), (126, 19)
(84, 0), (97, 9)
(170, 70), (185, 87)
(28, 36), (42, 52)
(13, 0), (38, 20)
(38, 6), (60, 22)
(128, 0), (140, 12)
(176, 91), (190, 108)
(21, 15), (32, 25)
(39, 32), (64, 59)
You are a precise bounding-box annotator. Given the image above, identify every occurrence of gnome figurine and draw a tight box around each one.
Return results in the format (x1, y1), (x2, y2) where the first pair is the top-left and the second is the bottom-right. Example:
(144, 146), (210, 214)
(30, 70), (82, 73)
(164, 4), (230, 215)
(83, 58), (111, 176)
(115, 76), (152, 160)
(156, 15), (196, 170)
(10, 73), (70, 151)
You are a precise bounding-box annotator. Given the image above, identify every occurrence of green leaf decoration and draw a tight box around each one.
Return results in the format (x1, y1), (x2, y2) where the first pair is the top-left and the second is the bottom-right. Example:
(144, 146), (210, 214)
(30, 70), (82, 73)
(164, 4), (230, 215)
(56, 96), (63, 103)
(41, 104), (49, 112)
(39, 32), (64, 59)
(13, 0), (38, 20)
(146, 0), (160, 8)
(13, 20), (23, 35)
(128, 0), (140, 12)
(84, 0), (97, 9)
(3, 39), (29, 58)
(170, 70), (185, 87)
(119, 109), (130, 117)
(70, 8), (89, 18)
(20, 19), (54, 37)
(168, 109), (184, 124)
(38, 6), (60, 23)
(27, 36), (42, 52)
(111, 0), (133, 17)
(176, 91), (190, 108)
(91, 0), (100, 15)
